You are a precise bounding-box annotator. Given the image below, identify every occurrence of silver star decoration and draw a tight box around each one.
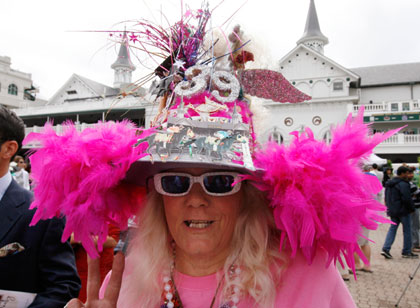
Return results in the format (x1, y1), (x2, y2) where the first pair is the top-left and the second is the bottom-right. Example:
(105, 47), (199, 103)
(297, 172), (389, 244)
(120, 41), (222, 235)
(173, 59), (185, 71)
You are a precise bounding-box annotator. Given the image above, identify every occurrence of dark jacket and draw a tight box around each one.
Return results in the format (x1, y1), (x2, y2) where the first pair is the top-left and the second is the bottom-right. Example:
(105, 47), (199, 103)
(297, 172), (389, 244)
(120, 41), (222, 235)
(0, 180), (81, 308)
(385, 177), (415, 217)
(410, 181), (420, 208)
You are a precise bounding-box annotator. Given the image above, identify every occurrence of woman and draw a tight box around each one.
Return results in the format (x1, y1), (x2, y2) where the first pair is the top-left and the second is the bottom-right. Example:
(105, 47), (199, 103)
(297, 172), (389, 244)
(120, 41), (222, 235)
(11, 155), (30, 190)
(382, 167), (394, 187)
(30, 101), (391, 307)
(26, 6), (396, 307)
(62, 167), (356, 308)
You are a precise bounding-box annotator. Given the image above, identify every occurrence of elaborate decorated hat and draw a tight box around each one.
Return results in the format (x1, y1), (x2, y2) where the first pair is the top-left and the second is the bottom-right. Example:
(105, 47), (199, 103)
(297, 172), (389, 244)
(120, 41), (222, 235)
(123, 10), (310, 185)
(26, 3), (399, 274)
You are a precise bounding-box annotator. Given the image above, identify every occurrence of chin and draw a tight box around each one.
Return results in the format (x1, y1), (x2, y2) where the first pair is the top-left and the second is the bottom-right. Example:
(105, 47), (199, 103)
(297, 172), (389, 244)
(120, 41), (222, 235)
(184, 242), (216, 255)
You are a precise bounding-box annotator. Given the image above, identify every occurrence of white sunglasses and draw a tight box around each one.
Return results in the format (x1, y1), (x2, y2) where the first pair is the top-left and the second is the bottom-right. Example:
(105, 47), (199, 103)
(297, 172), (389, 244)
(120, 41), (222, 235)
(153, 172), (242, 196)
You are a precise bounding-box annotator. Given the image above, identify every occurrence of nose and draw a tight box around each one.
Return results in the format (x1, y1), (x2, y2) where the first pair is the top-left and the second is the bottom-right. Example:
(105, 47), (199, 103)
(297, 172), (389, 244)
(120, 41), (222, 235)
(185, 182), (209, 208)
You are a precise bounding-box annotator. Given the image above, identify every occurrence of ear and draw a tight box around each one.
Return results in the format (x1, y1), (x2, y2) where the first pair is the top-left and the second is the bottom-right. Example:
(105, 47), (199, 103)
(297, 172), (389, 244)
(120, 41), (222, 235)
(0, 141), (19, 160)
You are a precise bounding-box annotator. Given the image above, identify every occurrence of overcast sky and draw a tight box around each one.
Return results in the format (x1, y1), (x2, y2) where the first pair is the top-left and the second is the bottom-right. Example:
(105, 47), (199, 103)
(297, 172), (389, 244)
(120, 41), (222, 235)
(2, 0), (420, 100)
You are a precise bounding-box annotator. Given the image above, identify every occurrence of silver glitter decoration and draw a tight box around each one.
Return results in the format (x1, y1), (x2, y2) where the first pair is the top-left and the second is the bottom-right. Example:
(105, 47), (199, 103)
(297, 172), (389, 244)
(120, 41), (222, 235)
(185, 64), (211, 81)
(174, 65), (211, 98)
(211, 70), (240, 103)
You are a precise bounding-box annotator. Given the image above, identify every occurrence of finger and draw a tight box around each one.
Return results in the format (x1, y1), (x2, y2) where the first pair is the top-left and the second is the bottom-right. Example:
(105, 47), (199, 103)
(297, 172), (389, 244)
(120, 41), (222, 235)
(64, 298), (84, 308)
(104, 252), (125, 305)
(86, 254), (101, 302)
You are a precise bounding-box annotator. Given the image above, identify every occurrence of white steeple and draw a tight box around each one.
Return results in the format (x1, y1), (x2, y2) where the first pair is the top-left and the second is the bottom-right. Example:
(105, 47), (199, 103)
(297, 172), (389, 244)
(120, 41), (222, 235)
(111, 32), (136, 89)
(297, 0), (329, 54)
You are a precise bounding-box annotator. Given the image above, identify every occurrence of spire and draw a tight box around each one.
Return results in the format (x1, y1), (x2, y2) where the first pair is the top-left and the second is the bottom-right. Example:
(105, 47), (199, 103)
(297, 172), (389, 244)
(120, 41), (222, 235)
(111, 31), (136, 89)
(296, 0), (329, 54)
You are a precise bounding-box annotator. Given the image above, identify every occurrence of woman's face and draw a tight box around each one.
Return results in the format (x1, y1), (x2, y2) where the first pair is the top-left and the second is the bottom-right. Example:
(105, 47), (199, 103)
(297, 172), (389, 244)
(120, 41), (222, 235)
(161, 168), (243, 261)
(17, 159), (25, 171)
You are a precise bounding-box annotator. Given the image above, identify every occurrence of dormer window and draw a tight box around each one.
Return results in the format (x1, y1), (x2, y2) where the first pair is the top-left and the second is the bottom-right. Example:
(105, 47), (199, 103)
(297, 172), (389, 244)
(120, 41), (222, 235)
(8, 84), (18, 95)
(67, 90), (77, 95)
(333, 82), (343, 91)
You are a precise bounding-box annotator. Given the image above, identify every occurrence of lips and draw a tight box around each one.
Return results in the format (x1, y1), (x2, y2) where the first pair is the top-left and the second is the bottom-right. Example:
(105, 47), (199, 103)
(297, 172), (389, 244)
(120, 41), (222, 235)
(184, 220), (215, 229)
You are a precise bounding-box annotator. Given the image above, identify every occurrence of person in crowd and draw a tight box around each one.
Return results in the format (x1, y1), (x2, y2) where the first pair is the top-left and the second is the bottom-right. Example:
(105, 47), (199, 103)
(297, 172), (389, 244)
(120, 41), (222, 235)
(354, 226), (373, 273)
(408, 168), (420, 252)
(24, 160), (34, 190)
(337, 257), (351, 281)
(413, 167), (420, 187)
(353, 165), (375, 272)
(11, 155), (30, 190)
(372, 163), (383, 181)
(372, 163), (384, 202)
(0, 105), (81, 307)
(26, 10), (394, 308)
(382, 167), (394, 187)
(382, 166), (417, 259)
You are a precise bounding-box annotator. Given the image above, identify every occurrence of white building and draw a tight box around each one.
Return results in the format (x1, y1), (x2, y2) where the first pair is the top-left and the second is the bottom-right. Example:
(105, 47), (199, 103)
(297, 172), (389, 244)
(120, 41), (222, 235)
(265, 0), (420, 163)
(12, 0), (420, 163)
(351, 63), (420, 162)
(0, 55), (46, 109)
(13, 34), (154, 149)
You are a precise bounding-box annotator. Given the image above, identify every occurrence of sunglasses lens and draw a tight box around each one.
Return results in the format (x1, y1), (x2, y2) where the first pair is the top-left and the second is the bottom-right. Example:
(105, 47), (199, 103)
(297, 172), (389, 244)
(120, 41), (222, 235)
(161, 175), (190, 194)
(203, 175), (235, 194)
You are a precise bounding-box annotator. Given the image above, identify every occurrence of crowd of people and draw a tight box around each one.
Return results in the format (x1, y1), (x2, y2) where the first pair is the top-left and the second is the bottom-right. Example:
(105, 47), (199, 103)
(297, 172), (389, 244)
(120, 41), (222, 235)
(342, 162), (420, 278)
(337, 163), (420, 281)
(380, 165), (420, 259)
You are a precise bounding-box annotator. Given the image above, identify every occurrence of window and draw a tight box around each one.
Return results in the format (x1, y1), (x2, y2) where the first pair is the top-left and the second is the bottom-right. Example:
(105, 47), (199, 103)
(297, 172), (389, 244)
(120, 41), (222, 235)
(391, 103), (398, 111)
(402, 102), (410, 111)
(8, 84), (17, 95)
(323, 131), (332, 144)
(269, 129), (283, 144)
(66, 90), (77, 95)
(333, 82), (343, 91)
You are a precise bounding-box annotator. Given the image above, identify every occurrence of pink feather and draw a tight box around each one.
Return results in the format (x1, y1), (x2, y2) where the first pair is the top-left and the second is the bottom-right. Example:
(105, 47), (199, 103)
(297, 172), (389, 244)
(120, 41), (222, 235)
(24, 121), (152, 258)
(243, 108), (401, 272)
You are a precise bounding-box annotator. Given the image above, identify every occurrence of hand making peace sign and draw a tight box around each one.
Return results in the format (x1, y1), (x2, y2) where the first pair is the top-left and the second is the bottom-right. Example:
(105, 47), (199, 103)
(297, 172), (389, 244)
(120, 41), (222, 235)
(64, 252), (125, 308)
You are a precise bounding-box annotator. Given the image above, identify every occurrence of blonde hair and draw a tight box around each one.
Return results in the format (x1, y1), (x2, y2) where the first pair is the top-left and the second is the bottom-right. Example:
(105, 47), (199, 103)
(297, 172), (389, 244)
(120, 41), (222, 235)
(120, 183), (286, 307)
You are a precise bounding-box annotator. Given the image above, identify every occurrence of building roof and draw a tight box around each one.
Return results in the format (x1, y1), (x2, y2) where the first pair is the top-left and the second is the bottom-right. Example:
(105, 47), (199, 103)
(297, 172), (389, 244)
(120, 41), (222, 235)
(75, 74), (120, 96)
(279, 44), (360, 81)
(350, 62), (420, 87)
(111, 33), (136, 71)
(297, 0), (328, 45)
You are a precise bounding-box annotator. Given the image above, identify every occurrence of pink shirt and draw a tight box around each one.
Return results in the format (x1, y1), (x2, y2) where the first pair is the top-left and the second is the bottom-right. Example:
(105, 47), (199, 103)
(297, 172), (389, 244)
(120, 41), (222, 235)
(101, 251), (356, 307)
